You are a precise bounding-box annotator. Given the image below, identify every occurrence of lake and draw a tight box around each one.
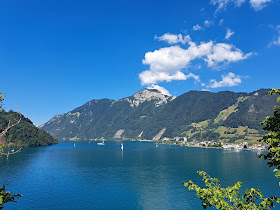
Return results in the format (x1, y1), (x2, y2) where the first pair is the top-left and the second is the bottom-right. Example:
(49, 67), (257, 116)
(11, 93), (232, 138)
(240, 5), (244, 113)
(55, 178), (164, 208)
(1, 141), (279, 209)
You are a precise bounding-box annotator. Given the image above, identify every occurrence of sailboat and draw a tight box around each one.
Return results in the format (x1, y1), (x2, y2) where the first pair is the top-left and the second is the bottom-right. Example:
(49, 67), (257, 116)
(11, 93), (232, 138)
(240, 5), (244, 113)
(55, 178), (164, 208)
(74, 143), (75, 147)
(121, 144), (124, 150)
(97, 140), (105, 145)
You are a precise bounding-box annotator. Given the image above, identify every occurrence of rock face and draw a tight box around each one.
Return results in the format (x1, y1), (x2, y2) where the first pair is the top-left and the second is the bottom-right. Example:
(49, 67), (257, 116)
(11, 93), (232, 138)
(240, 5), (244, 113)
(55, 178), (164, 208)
(248, 104), (256, 113)
(153, 128), (166, 141)
(113, 129), (125, 139)
(40, 88), (278, 141)
(123, 89), (175, 107)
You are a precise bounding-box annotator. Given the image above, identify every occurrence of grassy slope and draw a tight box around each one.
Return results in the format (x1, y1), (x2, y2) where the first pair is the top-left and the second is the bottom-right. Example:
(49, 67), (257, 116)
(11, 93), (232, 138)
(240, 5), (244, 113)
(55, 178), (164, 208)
(181, 96), (262, 145)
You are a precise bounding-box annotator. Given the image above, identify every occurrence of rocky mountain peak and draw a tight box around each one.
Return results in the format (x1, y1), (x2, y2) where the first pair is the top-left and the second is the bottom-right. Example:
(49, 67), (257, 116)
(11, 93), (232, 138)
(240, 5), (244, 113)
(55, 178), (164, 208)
(124, 88), (176, 107)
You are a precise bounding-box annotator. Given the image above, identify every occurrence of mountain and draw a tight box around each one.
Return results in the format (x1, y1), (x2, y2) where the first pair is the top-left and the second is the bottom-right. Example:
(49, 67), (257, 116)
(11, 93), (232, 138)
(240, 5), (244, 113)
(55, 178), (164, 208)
(40, 88), (278, 144)
(40, 89), (175, 140)
(0, 110), (58, 147)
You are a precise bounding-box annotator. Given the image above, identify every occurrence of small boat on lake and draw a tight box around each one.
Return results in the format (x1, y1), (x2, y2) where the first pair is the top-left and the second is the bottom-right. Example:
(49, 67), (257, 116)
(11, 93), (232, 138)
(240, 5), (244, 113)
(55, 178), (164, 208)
(97, 140), (105, 145)
(121, 144), (124, 150)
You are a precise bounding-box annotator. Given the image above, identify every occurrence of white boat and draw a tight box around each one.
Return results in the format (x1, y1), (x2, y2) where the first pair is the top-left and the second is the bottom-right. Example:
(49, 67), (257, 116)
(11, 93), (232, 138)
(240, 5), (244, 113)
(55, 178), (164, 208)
(11, 148), (14, 152)
(156, 144), (158, 147)
(74, 143), (75, 147)
(97, 140), (105, 145)
(121, 144), (124, 150)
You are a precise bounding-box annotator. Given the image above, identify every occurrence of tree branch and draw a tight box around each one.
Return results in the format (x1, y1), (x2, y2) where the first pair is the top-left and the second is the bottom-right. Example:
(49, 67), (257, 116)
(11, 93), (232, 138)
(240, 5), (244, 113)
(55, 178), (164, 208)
(0, 107), (22, 142)
(0, 147), (22, 168)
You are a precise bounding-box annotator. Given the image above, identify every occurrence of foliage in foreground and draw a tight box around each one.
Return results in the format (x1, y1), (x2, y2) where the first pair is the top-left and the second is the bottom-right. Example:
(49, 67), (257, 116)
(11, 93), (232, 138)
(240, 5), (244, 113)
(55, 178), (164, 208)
(184, 89), (280, 209)
(0, 144), (22, 208)
(0, 185), (22, 209)
(0, 93), (4, 110)
(0, 110), (58, 146)
(0, 92), (22, 208)
(183, 171), (280, 209)
(259, 89), (280, 180)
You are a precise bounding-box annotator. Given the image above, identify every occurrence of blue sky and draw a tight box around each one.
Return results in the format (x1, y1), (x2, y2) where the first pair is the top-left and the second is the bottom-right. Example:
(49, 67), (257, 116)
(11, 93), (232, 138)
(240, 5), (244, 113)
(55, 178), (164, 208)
(1, 0), (280, 125)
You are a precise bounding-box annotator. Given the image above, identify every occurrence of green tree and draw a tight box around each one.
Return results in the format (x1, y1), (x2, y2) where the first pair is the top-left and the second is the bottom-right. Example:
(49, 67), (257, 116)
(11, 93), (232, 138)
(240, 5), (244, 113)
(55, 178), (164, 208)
(184, 171), (279, 209)
(0, 93), (22, 208)
(259, 89), (280, 180)
(0, 93), (5, 110)
(184, 89), (280, 209)
(0, 184), (22, 209)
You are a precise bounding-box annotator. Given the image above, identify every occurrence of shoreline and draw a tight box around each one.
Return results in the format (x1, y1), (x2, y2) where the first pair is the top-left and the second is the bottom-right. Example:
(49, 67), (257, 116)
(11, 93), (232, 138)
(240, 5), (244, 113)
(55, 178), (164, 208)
(59, 139), (266, 151)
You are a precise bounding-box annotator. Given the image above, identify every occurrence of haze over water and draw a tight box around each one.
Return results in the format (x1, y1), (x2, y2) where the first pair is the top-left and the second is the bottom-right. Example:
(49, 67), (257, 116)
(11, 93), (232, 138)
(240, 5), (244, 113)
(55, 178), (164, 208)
(1, 141), (279, 209)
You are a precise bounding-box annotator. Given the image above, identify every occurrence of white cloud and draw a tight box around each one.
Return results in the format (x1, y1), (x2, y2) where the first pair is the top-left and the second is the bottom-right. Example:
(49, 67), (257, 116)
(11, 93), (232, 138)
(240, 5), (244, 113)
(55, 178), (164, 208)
(185, 73), (201, 82)
(270, 37), (280, 47)
(250, 0), (271, 11)
(219, 19), (224, 25)
(187, 41), (214, 59)
(193, 24), (203, 31)
(211, 0), (270, 12)
(207, 72), (242, 88)
(225, 29), (235, 40)
(211, 0), (246, 12)
(268, 25), (280, 47)
(142, 46), (192, 73)
(139, 33), (251, 86)
(204, 20), (214, 27)
(201, 83), (206, 87)
(139, 70), (188, 86)
(205, 43), (252, 68)
(147, 85), (171, 96)
(155, 33), (190, 44)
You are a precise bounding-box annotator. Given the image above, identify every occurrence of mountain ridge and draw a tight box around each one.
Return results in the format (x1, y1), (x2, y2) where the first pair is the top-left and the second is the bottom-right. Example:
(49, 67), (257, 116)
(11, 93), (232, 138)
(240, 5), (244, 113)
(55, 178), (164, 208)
(40, 88), (278, 143)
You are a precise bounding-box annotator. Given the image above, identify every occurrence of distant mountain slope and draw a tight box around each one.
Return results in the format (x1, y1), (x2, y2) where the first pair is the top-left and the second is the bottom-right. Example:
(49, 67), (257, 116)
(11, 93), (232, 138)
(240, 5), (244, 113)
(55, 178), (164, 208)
(222, 89), (278, 130)
(0, 110), (58, 146)
(40, 88), (278, 143)
(142, 90), (245, 138)
(40, 89), (175, 140)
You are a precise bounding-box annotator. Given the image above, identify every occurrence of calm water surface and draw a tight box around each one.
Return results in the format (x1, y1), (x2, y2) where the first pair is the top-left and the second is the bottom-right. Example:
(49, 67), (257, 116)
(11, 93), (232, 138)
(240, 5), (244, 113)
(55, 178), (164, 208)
(1, 141), (279, 209)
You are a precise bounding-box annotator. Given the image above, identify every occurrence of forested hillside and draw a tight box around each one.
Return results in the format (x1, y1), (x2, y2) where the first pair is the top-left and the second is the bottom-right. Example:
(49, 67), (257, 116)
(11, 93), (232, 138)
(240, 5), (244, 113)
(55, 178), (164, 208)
(0, 110), (58, 146)
(40, 88), (278, 143)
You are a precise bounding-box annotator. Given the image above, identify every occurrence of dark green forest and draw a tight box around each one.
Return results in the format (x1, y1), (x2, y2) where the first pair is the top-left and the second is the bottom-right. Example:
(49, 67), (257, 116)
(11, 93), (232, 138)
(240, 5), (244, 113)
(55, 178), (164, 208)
(0, 110), (57, 146)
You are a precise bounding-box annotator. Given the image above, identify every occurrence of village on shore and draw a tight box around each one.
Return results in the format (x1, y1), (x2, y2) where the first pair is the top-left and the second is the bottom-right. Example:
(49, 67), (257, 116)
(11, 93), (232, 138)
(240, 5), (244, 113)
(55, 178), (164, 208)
(154, 137), (266, 151)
